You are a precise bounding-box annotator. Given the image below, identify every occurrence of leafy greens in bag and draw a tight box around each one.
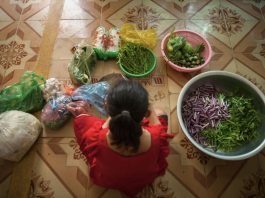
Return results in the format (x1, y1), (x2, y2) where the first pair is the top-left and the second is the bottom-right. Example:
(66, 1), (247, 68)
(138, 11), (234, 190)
(68, 42), (97, 85)
(0, 71), (45, 113)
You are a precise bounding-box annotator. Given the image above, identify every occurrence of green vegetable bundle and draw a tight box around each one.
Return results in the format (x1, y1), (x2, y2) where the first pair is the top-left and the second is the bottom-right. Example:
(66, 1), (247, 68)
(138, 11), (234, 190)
(0, 71), (45, 113)
(202, 94), (262, 152)
(118, 43), (153, 75)
(68, 43), (96, 85)
(166, 34), (205, 68)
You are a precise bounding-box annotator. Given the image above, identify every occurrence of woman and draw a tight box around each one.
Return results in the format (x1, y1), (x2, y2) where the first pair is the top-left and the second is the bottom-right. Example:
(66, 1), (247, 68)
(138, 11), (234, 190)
(67, 80), (174, 197)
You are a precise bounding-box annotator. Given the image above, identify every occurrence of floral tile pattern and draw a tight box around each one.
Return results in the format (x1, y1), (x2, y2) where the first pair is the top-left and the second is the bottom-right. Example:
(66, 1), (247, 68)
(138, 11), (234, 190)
(107, 0), (177, 31)
(0, 35), (37, 87)
(1, 0), (265, 197)
(29, 140), (88, 198)
(190, 0), (221, 20)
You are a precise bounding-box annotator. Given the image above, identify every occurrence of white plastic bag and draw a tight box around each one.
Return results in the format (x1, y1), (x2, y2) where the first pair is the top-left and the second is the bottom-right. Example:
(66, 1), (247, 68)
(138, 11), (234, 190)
(0, 110), (42, 162)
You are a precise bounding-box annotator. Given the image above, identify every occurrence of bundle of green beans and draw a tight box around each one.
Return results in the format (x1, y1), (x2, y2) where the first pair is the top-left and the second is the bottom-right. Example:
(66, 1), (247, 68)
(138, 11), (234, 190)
(118, 43), (153, 75)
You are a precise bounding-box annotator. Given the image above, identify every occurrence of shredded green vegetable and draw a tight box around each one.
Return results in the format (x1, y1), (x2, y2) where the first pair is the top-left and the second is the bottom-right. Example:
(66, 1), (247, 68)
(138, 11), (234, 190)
(201, 94), (262, 152)
(118, 43), (153, 75)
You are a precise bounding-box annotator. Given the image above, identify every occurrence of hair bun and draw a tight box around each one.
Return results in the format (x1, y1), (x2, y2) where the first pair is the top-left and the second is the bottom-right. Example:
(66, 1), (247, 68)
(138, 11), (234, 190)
(121, 110), (130, 117)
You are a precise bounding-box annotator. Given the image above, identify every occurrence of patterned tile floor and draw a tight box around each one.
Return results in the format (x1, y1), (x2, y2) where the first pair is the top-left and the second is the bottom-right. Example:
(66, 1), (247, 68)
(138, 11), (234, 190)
(0, 0), (265, 197)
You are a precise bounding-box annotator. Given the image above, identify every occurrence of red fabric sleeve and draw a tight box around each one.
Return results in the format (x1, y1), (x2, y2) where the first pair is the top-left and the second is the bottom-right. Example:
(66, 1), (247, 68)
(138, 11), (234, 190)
(142, 116), (168, 133)
(142, 116), (175, 175)
(73, 115), (105, 165)
(157, 131), (174, 175)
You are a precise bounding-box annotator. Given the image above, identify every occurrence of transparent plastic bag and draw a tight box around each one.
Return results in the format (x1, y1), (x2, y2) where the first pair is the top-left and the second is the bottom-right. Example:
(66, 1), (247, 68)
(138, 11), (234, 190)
(68, 42), (97, 85)
(93, 26), (120, 60)
(42, 78), (63, 102)
(0, 71), (45, 113)
(71, 81), (109, 115)
(41, 95), (72, 129)
(0, 110), (42, 162)
(119, 23), (158, 49)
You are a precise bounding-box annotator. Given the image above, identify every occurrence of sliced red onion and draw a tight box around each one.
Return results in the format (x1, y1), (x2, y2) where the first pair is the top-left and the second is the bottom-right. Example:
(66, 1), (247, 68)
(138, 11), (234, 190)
(182, 84), (229, 146)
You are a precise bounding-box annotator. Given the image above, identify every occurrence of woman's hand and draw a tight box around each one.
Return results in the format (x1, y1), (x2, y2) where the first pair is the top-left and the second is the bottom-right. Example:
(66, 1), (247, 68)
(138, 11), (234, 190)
(66, 101), (92, 117)
(145, 103), (164, 125)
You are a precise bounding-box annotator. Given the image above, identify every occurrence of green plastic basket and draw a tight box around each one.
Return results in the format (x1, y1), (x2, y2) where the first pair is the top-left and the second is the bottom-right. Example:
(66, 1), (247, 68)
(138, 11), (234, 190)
(119, 48), (157, 78)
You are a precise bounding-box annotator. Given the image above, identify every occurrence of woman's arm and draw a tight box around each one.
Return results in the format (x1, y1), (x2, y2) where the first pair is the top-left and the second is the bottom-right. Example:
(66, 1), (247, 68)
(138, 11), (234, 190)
(145, 103), (164, 125)
(67, 100), (92, 117)
(67, 101), (105, 164)
(67, 100), (105, 130)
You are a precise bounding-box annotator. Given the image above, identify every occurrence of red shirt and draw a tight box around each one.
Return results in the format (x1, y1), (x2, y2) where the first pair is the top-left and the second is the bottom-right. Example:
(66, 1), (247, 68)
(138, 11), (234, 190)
(73, 115), (174, 197)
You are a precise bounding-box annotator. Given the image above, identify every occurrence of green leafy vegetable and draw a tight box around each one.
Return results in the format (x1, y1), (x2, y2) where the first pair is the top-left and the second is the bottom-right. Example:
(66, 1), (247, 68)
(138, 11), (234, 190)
(182, 42), (194, 54)
(68, 44), (96, 85)
(194, 44), (205, 53)
(166, 33), (205, 68)
(201, 94), (262, 152)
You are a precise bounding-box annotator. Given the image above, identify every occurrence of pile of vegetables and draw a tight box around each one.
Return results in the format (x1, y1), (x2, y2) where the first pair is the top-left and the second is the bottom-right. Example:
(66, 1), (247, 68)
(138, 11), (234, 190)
(166, 34), (205, 68)
(68, 42), (96, 85)
(118, 43), (153, 75)
(182, 84), (262, 152)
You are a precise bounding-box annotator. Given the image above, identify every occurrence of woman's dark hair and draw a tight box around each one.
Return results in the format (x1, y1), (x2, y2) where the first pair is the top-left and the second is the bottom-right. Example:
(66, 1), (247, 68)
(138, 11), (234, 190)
(106, 79), (149, 152)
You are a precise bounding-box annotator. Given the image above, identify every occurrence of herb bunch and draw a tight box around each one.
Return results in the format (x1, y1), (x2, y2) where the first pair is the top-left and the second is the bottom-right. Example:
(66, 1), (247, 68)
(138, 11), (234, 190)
(202, 95), (262, 152)
(118, 43), (153, 75)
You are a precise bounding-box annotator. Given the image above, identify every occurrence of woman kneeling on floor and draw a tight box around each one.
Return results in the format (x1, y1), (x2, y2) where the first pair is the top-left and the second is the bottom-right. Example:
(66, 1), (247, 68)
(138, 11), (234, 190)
(67, 79), (174, 197)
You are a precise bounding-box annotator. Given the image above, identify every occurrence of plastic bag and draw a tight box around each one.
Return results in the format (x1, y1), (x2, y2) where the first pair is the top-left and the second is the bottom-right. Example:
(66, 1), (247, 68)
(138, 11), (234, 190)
(0, 110), (42, 162)
(93, 26), (108, 60)
(41, 95), (72, 129)
(119, 23), (157, 49)
(106, 27), (120, 59)
(0, 71), (45, 113)
(93, 26), (120, 60)
(68, 42), (97, 85)
(71, 82), (110, 115)
(42, 78), (63, 102)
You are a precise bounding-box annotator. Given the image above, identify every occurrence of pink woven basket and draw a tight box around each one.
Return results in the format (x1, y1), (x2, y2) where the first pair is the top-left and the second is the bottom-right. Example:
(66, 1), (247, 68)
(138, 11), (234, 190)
(161, 30), (212, 73)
